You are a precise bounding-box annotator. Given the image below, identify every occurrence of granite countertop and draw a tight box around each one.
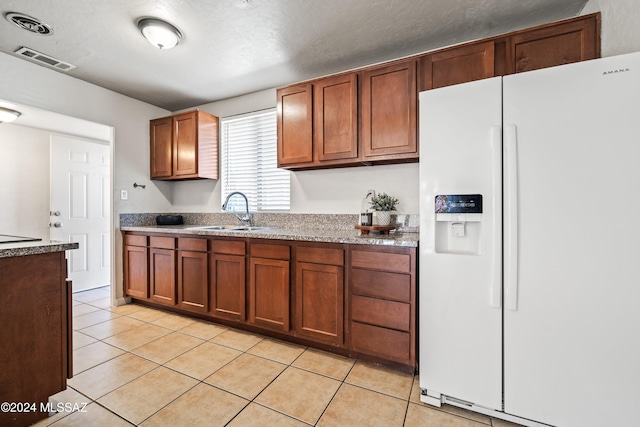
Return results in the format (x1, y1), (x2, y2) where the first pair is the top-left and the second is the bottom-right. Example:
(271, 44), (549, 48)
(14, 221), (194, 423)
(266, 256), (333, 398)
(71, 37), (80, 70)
(0, 240), (80, 259)
(121, 224), (419, 247)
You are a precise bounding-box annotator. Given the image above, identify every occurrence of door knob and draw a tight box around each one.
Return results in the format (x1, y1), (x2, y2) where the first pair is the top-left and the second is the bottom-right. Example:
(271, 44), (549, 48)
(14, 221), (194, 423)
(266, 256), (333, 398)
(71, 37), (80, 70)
(51, 222), (63, 228)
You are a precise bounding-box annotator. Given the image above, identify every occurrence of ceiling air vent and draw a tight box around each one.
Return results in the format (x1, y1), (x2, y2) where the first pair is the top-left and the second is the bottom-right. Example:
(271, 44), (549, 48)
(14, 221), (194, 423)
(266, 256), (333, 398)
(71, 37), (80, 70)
(5, 12), (53, 35)
(14, 47), (76, 72)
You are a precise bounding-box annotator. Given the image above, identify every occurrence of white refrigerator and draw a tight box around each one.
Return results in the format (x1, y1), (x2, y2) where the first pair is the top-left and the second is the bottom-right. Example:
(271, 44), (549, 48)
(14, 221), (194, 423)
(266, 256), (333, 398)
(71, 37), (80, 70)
(419, 52), (640, 427)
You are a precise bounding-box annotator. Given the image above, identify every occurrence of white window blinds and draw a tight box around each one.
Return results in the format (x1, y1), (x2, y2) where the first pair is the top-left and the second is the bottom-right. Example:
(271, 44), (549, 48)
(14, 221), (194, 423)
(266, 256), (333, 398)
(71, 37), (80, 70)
(221, 109), (290, 212)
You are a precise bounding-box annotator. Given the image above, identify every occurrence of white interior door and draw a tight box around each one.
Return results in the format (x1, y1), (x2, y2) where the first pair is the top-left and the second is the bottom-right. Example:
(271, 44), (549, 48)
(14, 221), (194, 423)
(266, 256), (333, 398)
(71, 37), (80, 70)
(50, 135), (110, 292)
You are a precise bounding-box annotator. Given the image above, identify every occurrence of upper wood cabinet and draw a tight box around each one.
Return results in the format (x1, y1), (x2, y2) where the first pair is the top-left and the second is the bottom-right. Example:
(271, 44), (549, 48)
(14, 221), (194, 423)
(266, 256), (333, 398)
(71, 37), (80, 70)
(150, 110), (219, 180)
(504, 13), (600, 74)
(277, 84), (313, 167)
(276, 13), (599, 170)
(361, 60), (418, 160)
(313, 74), (358, 164)
(420, 41), (495, 91)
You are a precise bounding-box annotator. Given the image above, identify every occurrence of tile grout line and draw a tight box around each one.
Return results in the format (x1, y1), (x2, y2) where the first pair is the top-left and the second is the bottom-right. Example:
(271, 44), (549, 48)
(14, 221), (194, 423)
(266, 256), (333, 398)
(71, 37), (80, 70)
(70, 296), (517, 427)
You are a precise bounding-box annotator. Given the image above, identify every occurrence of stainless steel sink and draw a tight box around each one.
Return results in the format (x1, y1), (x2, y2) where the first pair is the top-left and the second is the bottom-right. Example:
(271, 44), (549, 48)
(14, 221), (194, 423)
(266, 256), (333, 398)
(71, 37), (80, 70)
(224, 226), (271, 231)
(187, 225), (272, 232)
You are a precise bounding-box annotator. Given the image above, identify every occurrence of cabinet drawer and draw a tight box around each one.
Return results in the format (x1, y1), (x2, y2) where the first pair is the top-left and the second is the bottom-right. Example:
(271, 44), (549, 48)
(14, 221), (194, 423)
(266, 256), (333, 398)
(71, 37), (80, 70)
(125, 234), (147, 247)
(351, 249), (412, 273)
(178, 237), (207, 252)
(350, 321), (411, 362)
(212, 239), (246, 255)
(351, 268), (411, 302)
(351, 295), (410, 331)
(251, 243), (290, 260)
(150, 236), (175, 249)
(297, 246), (344, 266)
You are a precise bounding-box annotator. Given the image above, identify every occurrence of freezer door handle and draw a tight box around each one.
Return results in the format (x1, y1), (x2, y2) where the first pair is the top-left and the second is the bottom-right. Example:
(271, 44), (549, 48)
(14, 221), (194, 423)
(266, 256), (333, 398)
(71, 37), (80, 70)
(490, 126), (502, 309)
(505, 124), (519, 311)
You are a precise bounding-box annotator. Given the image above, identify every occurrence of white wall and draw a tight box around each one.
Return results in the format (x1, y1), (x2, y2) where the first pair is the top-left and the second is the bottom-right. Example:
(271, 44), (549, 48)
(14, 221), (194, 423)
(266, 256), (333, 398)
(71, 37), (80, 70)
(172, 88), (421, 214)
(0, 51), (169, 301)
(582, 0), (640, 56)
(0, 124), (51, 239)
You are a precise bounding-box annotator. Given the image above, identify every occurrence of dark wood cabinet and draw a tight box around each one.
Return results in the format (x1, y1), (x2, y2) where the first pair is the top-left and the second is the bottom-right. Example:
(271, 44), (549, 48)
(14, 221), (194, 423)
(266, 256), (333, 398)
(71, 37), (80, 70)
(124, 234), (148, 298)
(149, 236), (176, 305)
(124, 231), (417, 372)
(210, 239), (246, 321)
(277, 84), (313, 167)
(1, 251), (72, 427)
(276, 13), (599, 171)
(249, 242), (291, 332)
(420, 41), (495, 91)
(349, 246), (416, 369)
(295, 244), (345, 345)
(150, 110), (219, 180)
(177, 238), (208, 313)
(313, 73), (358, 164)
(504, 13), (600, 74)
(361, 59), (418, 160)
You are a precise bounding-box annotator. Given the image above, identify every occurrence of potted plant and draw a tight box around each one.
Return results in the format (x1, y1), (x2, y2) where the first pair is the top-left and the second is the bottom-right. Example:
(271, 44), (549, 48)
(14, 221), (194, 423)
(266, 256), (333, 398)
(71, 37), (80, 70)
(369, 192), (399, 225)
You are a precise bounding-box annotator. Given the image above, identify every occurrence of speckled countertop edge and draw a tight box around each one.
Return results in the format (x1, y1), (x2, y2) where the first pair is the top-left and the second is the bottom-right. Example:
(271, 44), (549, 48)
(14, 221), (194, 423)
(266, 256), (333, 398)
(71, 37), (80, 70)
(0, 241), (79, 259)
(120, 213), (419, 247)
(121, 224), (419, 247)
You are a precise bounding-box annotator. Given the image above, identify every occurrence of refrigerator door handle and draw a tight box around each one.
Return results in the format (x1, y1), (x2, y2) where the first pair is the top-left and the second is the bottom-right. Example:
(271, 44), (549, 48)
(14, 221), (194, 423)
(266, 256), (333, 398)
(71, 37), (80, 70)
(490, 126), (502, 309)
(505, 124), (519, 311)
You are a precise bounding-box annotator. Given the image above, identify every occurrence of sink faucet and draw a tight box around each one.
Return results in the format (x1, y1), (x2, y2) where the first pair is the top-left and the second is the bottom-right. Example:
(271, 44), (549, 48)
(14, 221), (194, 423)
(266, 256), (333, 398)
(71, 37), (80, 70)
(222, 191), (252, 226)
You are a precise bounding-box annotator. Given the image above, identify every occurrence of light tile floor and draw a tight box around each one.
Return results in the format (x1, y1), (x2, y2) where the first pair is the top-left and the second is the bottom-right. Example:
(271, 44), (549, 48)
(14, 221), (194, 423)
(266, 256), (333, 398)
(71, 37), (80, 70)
(33, 287), (525, 427)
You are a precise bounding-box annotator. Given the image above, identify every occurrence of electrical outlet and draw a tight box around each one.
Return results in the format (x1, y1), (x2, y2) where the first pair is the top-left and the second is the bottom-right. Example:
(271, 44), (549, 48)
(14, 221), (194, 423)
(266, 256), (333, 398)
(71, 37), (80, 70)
(121, 190), (128, 200)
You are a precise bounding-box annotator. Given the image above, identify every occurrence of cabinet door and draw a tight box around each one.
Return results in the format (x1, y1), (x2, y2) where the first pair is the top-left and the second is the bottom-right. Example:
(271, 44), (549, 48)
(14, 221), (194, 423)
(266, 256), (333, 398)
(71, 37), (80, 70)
(124, 245), (148, 298)
(361, 60), (417, 159)
(505, 14), (600, 74)
(150, 248), (176, 305)
(421, 41), (495, 90)
(277, 84), (313, 167)
(177, 250), (208, 312)
(295, 262), (344, 345)
(313, 74), (358, 163)
(210, 253), (246, 321)
(150, 117), (173, 179)
(249, 258), (290, 331)
(173, 111), (198, 177)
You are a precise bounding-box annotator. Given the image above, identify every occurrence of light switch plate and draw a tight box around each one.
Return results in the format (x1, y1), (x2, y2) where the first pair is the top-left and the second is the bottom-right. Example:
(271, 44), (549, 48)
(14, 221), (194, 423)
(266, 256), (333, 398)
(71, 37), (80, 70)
(121, 190), (128, 200)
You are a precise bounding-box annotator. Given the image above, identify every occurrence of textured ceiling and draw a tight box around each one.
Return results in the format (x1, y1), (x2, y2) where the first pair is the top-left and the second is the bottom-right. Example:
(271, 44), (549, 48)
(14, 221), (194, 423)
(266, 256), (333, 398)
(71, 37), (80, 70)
(0, 0), (589, 111)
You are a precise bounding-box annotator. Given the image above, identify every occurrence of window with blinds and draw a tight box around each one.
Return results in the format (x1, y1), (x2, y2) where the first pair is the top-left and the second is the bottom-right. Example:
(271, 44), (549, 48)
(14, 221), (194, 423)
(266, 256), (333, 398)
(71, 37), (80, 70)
(221, 109), (290, 212)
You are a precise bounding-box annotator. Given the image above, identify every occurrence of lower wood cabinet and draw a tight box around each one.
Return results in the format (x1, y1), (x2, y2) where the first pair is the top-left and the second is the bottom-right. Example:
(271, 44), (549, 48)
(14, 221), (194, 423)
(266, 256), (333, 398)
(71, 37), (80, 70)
(349, 246), (416, 368)
(1, 251), (72, 427)
(149, 236), (177, 306)
(123, 231), (416, 372)
(210, 239), (246, 321)
(177, 237), (208, 313)
(295, 244), (345, 345)
(124, 234), (148, 299)
(249, 242), (291, 332)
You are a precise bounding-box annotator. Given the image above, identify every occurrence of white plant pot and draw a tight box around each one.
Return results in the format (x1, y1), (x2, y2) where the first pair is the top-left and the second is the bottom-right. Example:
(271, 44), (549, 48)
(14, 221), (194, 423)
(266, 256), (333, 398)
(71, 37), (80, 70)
(376, 211), (391, 226)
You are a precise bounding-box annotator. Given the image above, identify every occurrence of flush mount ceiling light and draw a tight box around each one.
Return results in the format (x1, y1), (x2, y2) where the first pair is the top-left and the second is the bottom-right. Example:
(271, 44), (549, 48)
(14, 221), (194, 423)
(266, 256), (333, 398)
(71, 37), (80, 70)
(0, 107), (22, 123)
(137, 18), (182, 49)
